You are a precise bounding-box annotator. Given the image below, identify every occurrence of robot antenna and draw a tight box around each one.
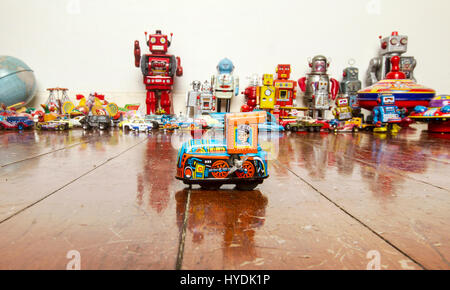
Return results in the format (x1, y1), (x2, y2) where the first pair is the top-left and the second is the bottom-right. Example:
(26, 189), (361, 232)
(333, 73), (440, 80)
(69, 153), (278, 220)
(348, 58), (355, 66)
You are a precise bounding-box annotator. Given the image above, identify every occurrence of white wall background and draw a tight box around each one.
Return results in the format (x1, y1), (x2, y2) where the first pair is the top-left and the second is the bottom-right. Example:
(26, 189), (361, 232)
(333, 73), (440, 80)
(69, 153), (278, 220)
(1, 0), (450, 114)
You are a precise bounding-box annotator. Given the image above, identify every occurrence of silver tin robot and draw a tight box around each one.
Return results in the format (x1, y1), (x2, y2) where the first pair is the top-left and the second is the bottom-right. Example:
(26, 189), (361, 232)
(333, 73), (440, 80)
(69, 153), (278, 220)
(185, 80), (201, 118)
(211, 58), (239, 112)
(366, 31), (416, 86)
(298, 55), (339, 119)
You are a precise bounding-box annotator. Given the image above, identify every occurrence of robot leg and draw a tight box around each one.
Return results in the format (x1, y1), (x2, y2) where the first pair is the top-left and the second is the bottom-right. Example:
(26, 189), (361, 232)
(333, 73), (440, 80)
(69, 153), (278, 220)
(226, 99), (231, 112)
(146, 91), (156, 115)
(161, 91), (171, 114)
(217, 99), (222, 113)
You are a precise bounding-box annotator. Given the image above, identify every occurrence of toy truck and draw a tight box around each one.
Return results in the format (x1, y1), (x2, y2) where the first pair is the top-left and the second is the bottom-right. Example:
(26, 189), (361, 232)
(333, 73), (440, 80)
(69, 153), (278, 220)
(176, 111), (269, 190)
(287, 116), (324, 132)
(80, 115), (111, 130)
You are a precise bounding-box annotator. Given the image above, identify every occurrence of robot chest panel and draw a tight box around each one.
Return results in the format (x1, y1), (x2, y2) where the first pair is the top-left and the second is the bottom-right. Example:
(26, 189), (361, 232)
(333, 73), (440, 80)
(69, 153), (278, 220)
(344, 81), (361, 93)
(187, 91), (199, 106)
(149, 58), (170, 74)
(217, 74), (233, 87)
(307, 75), (329, 93)
(383, 106), (396, 114)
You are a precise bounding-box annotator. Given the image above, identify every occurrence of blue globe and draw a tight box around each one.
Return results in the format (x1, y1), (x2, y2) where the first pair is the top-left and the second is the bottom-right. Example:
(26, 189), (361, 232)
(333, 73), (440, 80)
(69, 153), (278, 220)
(0, 56), (36, 107)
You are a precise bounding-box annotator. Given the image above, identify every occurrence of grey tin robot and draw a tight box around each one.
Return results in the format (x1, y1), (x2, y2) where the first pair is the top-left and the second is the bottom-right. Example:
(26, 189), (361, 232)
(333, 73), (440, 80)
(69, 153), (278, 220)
(366, 31), (416, 86)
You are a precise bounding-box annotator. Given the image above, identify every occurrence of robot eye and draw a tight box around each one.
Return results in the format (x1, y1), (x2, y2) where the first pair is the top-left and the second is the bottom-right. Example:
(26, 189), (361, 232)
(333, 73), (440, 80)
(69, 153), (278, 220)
(390, 38), (398, 45)
(400, 38), (408, 45)
(160, 38), (166, 44)
(150, 37), (156, 44)
(381, 42), (387, 49)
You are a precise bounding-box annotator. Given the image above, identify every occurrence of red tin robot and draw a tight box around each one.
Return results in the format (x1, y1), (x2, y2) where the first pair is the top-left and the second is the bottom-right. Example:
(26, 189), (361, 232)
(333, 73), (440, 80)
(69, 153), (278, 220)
(134, 30), (183, 115)
(273, 64), (296, 117)
(241, 74), (259, 112)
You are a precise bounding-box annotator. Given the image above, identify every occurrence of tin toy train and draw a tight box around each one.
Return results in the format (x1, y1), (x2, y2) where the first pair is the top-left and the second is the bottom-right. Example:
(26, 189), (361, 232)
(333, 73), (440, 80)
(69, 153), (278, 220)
(176, 111), (269, 190)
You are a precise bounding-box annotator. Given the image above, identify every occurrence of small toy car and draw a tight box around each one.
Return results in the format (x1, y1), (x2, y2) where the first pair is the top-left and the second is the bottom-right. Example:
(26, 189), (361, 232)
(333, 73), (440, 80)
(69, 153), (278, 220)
(121, 118), (153, 133)
(161, 123), (180, 131)
(288, 116), (324, 132)
(80, 115), (111, 130)
(0, 116), (34, 130)
(145, 114), (175, 129)
(409, 95), (450, 133)
(329, 117), (362, 133)
(176, 111), (269, 190)
(36, 120), (69, 131)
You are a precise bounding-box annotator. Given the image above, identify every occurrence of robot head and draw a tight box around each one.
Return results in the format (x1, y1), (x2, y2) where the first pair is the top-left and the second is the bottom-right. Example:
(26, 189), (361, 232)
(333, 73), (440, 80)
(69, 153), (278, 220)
(336, 96), (349, 107)
(379, 31), (408, 55)
(342, 67), (359, 81)
(201, 80), (212, 92)
(248, 73), (260, 87)
(262, 74), (274, 86)
(276, 64), (291, 79)
(309, 55), (329, 73)
(378, 94), (396, 106)
(217, 58), (235, 74)
(191, 80), (201, 91)
(147, 30), (171, 54)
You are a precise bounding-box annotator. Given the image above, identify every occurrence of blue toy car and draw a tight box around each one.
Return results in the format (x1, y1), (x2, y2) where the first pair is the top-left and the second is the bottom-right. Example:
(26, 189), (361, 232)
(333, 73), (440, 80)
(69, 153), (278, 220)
(0, 116), (34, 130)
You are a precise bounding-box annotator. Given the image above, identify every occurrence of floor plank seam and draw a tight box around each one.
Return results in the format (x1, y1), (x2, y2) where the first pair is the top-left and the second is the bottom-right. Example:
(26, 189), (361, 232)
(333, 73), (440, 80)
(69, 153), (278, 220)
(0, 134), (104, 168)
(278, 160), (427, 270)
(176, 188), (191, 270)
(0, 138), (148, 225)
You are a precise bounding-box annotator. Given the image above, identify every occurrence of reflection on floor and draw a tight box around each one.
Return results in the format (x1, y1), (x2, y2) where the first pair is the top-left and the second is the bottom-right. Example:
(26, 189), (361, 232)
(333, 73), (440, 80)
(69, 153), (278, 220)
(0, 124), (449, 269)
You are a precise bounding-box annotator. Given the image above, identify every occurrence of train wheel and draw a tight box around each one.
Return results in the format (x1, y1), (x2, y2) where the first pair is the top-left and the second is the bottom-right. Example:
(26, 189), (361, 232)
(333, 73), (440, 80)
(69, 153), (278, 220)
(235, 161), (255, 178)
(211, 160), (229, 179)
(285, 124), (291, 131)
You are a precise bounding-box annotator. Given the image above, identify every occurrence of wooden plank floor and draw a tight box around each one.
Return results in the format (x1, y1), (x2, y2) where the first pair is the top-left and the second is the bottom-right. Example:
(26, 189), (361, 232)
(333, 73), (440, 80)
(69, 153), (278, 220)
(0, 124), (448, 269)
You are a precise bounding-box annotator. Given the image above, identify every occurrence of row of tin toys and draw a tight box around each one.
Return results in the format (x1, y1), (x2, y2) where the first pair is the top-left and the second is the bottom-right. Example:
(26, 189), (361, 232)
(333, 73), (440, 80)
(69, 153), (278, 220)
(186, 57), (240, 116)
(241, 64), (298, 119)
(34, 87), (75, 130)
(34, 88), (126, 131)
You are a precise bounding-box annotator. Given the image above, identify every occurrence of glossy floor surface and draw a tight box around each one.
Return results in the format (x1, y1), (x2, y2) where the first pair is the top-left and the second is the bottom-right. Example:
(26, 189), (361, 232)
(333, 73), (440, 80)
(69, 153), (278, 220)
(0, 125), (449, 270)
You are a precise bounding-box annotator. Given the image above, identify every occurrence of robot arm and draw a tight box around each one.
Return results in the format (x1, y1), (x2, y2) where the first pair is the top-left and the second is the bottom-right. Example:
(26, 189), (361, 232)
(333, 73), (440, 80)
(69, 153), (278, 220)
(332, 107), (338, 119)
(234, 77), (239, 96)
(134, 41), (141, 68)
(176, 56), (183, 76)
(185, 91), (189, 107)
(373, 108), (380, 126)
(330, 78), (339, 100)
(410, 58), (417, 82)
(367, 57), (381, 86)
(298, 77), (307, 92)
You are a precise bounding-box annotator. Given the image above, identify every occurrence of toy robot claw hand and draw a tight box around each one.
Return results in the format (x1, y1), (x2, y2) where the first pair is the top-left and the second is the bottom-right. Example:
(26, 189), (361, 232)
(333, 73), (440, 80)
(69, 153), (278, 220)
(134, 41), (141, 68)
(176, 56), (183, 76)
